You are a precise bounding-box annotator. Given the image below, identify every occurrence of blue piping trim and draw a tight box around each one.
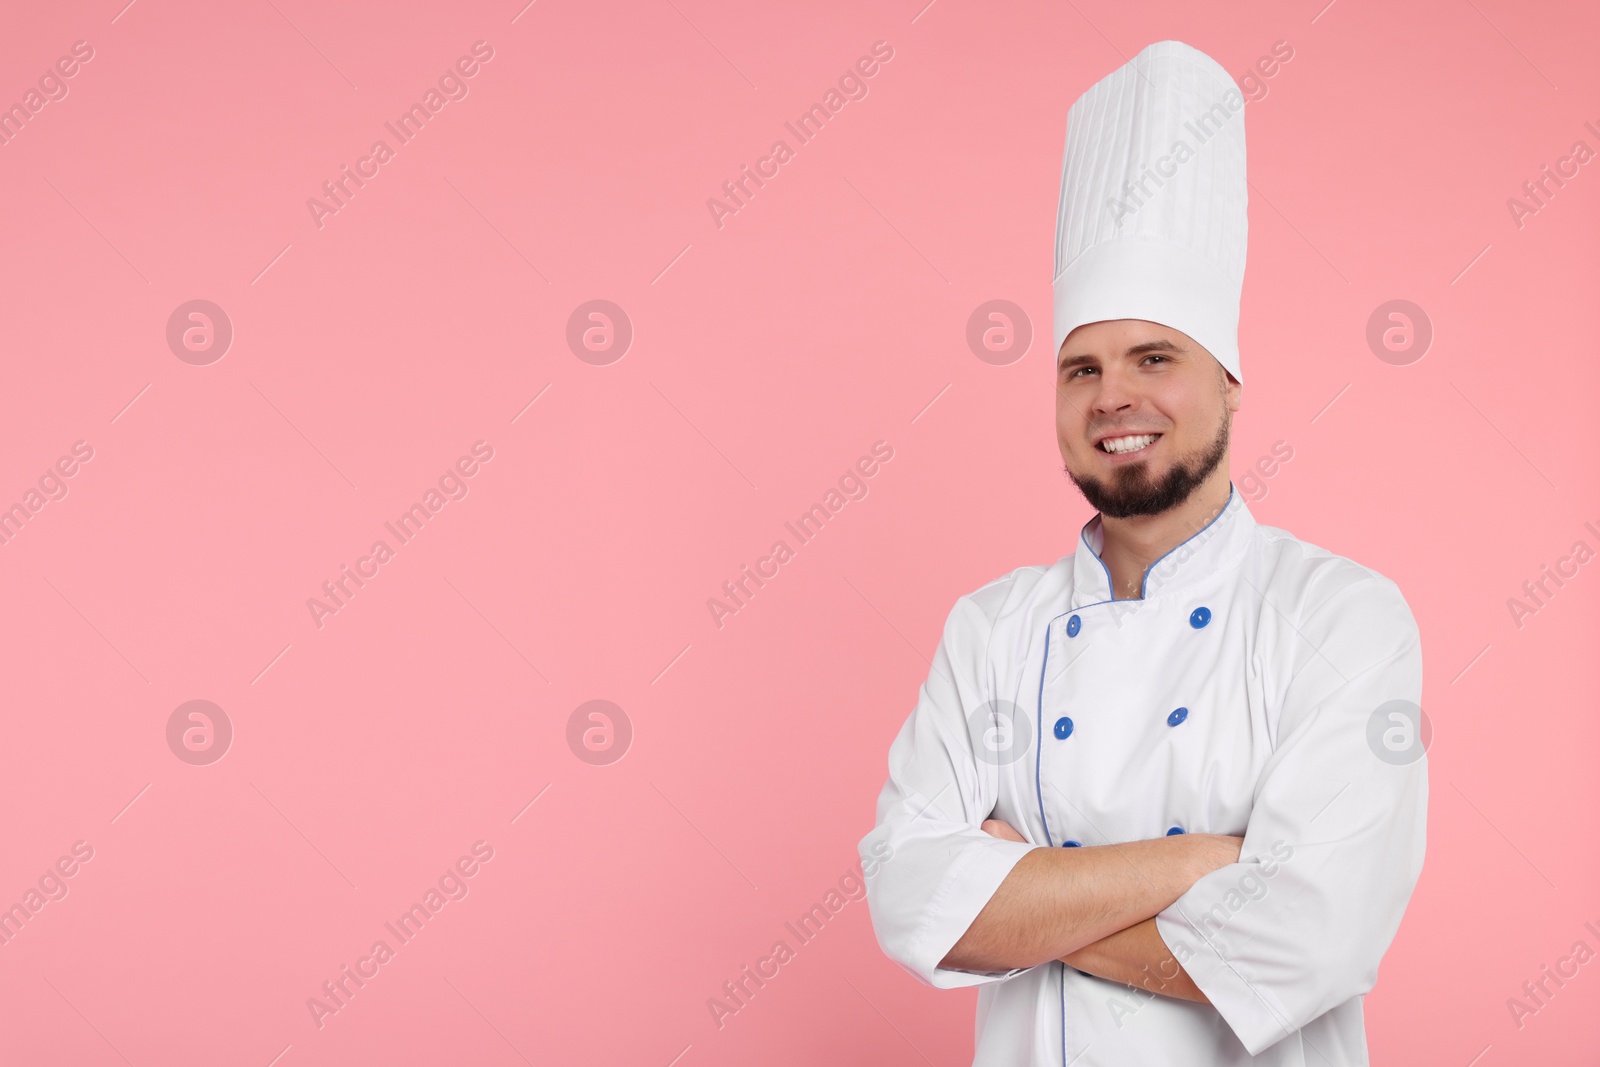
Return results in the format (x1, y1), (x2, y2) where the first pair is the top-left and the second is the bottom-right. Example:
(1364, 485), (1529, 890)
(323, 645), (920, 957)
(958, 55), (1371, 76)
(1034, 620), (1054, 846)
(1059, 961), (1068, 1067)
(1034, 485), (1240, 863)
(1133, 482), (1238, 599)
(1047, 482), (1240, 623)
(1037, 481), (1238, 1067)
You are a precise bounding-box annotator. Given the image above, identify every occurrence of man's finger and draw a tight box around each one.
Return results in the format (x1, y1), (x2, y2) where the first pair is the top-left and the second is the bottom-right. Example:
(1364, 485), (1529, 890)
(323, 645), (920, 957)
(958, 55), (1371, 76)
(981, 818), (1027, 842)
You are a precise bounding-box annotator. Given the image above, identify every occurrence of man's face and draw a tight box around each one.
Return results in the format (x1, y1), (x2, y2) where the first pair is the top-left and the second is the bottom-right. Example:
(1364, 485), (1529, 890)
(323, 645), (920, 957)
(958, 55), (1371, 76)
(1055, 319), (1241, 519)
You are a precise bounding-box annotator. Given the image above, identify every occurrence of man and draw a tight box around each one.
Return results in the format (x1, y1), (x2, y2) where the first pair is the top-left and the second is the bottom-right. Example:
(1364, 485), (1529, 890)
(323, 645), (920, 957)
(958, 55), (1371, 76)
(859, 41), (1427, 1065)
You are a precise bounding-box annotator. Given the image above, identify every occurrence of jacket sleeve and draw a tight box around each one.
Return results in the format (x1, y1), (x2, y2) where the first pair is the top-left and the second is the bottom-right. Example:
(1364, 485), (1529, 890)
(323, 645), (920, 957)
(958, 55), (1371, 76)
(859, 588), (1045, 989)
(1154, 572), (1429, 1055)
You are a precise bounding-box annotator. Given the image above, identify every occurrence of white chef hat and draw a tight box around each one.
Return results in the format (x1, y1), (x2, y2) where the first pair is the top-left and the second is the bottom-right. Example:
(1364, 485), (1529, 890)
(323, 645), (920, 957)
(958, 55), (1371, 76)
(1052, 40), (1248, 383)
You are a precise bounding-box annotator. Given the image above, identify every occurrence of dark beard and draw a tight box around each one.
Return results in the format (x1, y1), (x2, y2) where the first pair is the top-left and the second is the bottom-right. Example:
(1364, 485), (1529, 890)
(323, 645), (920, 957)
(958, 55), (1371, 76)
(1065, 411), (1230, 519)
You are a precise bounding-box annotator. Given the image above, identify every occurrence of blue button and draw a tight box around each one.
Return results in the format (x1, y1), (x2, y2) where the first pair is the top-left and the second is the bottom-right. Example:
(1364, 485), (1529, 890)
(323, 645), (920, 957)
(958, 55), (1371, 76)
(1189, 606), (1211, 629)
(1066, 614), (1081, 638)
(1063, 839), (1082, 848)
(1167, 826), (1185, 836)
(1053, 716), (1074, 740)
(1167, 707), (1188, 727)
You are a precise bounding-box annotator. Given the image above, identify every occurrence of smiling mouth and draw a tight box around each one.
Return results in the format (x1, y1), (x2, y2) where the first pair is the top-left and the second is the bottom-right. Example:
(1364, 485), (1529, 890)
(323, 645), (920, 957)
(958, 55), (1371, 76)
(1096, 433), (1162, 455)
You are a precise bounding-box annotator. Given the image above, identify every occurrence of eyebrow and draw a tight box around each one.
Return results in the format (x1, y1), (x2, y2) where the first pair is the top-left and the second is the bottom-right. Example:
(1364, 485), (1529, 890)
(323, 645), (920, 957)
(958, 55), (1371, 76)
(1058, 338), (1184, 372)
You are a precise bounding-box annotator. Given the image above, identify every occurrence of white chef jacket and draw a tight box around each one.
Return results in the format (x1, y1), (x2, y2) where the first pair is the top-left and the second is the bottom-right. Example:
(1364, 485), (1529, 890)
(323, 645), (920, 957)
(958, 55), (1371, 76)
(859, 484), (1427, 1066)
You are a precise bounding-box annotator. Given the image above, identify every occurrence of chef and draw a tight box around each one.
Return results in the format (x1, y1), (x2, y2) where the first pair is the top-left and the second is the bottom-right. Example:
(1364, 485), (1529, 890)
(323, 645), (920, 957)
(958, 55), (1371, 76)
(858, 39), (1427, 1066)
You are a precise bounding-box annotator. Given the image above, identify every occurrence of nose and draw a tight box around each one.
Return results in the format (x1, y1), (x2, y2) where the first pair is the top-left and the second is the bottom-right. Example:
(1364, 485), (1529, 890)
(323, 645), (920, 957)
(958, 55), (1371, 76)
(1090, 361), (1140, 415)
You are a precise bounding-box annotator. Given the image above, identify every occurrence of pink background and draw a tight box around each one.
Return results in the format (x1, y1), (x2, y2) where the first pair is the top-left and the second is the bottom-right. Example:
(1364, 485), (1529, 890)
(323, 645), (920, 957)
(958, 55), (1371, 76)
(1, 0), (1596, 1063)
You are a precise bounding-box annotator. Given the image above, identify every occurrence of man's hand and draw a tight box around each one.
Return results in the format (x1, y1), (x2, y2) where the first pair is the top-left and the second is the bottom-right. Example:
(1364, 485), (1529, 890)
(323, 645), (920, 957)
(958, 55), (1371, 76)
(982, 818), (1028, 843)
(943, 816), (1244, 973)
(1184, 832), (1245, 881)
(976, 817), (1240, 1004)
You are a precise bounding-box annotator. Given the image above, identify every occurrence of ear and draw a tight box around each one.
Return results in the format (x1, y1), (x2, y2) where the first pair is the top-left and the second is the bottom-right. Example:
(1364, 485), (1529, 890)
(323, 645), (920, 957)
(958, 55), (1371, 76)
(1222, 367), (1243, 412)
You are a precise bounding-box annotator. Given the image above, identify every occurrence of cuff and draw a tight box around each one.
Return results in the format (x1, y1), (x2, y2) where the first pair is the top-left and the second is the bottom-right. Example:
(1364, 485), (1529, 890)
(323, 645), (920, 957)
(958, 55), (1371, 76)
(1154, 909), (1297, 1055)
(910, 837), (1044, 989)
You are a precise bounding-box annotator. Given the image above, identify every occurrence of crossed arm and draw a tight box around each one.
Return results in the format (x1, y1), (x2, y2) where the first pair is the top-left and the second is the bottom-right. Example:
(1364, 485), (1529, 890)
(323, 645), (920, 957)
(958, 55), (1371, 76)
(937, 819), (1243, 1004)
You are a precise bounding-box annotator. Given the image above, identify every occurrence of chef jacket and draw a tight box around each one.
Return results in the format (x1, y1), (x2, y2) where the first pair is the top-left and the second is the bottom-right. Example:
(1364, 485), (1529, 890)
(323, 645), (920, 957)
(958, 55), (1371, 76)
(859, 484), (1427, 1065)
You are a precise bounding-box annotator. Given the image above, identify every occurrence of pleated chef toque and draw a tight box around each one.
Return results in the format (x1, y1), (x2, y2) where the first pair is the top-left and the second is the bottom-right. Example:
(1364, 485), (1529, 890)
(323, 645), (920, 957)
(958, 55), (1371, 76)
(1052, 40), (1248, 383)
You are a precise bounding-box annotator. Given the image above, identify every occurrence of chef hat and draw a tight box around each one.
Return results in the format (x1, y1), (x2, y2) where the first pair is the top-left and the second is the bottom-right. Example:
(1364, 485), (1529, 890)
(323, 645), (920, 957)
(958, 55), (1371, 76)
(1052, 40), (1248, 383)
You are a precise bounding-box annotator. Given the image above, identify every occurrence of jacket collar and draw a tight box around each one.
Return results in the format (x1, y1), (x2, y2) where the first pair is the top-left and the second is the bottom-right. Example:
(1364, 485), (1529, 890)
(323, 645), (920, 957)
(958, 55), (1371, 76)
(1071, 483), (1256, 606)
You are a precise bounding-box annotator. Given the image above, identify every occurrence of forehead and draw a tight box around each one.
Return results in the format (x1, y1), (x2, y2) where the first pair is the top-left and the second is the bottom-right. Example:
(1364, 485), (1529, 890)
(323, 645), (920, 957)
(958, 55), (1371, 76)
(1059, 318), (1189, 353)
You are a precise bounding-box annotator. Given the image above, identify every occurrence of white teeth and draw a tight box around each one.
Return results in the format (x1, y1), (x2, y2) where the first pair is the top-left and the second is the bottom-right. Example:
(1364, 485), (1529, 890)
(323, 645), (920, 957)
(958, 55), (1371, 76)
(1098, 433), (1159, 455)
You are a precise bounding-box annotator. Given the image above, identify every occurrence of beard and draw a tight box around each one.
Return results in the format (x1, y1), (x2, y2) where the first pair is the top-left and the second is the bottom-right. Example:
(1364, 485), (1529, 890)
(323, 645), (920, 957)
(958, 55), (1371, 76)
(1065, 408), (1230, 519)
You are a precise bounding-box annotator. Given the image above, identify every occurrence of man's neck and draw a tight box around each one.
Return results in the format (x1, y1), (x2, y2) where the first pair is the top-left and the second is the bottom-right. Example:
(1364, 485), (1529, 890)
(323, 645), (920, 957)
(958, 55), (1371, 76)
(1098, 476), (1233, 600)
